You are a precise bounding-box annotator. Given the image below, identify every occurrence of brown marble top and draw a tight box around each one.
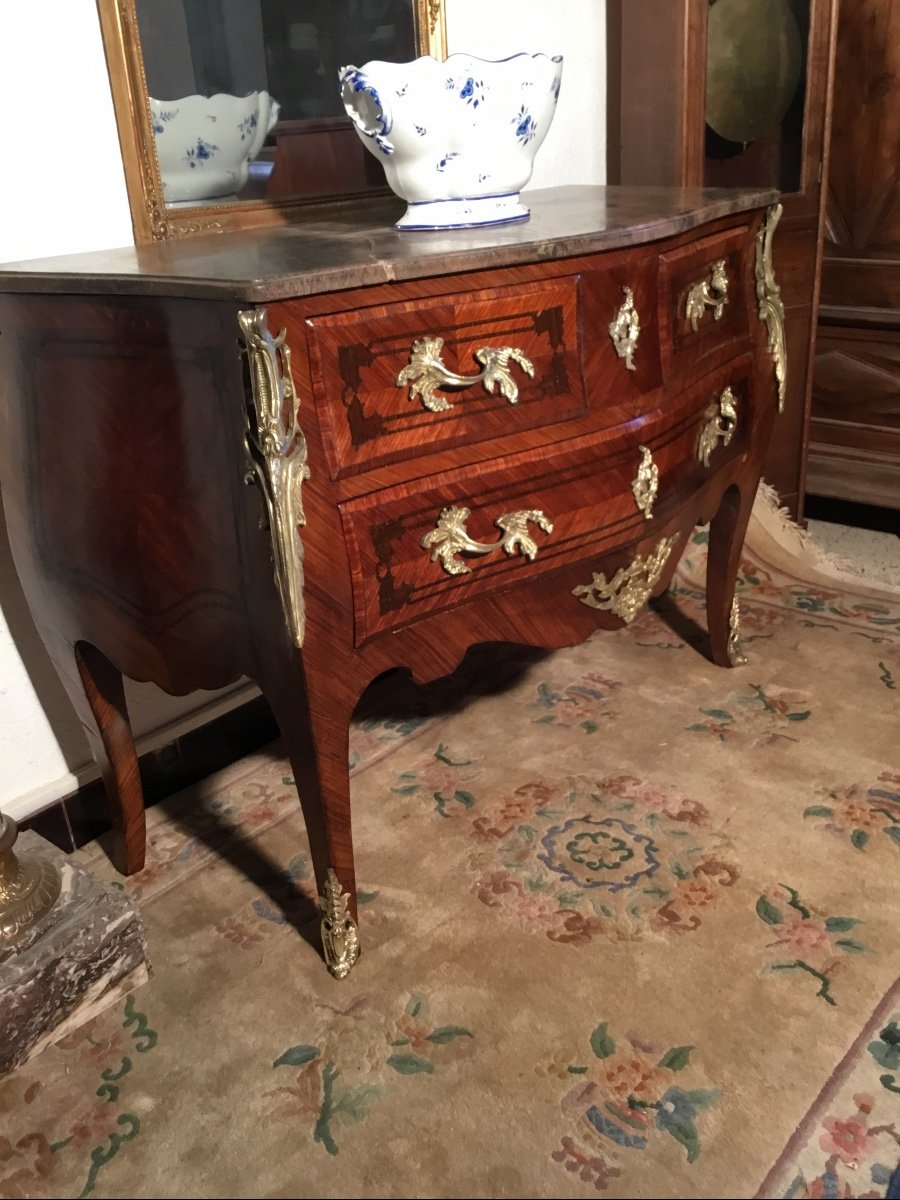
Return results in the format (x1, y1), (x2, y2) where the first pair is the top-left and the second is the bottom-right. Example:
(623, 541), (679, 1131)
(0, 185), (778, 302)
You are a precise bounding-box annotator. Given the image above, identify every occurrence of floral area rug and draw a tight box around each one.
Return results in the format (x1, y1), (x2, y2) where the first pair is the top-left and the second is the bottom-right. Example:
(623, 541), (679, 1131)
(2, 493), (898, 1200)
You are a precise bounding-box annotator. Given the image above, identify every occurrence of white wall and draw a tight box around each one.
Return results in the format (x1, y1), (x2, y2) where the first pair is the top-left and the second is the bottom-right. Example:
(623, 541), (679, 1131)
(0, 2), (133, 263)
(446, 0), (606, 191)
(0, 0), (606, 821)
(0, 1), (254, 820)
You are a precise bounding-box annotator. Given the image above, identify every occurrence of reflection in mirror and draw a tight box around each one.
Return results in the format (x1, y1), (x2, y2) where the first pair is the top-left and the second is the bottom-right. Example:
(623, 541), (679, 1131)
(135, 0), (420, 208)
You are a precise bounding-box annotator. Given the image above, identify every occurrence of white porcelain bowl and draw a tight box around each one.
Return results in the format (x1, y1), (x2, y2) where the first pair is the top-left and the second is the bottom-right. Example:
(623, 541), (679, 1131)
(339, 52), (563, 229)
(149, 91), (280, 204)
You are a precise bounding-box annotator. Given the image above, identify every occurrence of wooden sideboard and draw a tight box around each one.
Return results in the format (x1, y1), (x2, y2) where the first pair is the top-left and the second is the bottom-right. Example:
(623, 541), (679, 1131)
(0, 186), (784, 978)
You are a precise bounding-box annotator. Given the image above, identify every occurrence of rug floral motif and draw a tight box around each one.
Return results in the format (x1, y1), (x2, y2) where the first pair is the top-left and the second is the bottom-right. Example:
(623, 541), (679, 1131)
(545, 1017), (721, 1191)
(685, 681), (812, 746)
(267, 993), (474, 1157)
(0, 998), (158, 1200)
(528, 674), (623, 734)
(802, 773), (900, 855)
(462, 772), (739, 946)
(755, 885), (871, 1007)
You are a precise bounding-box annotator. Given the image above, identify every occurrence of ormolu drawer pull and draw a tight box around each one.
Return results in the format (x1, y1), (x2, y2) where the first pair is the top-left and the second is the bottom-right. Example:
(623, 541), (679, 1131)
(396, 335), (535, 413)
(697, 386), (738, 467)
(609, 285), (640, 370)
(685, 260), (729, 331)
(631, 444), (658, 520)
(421, 505), (552, 576)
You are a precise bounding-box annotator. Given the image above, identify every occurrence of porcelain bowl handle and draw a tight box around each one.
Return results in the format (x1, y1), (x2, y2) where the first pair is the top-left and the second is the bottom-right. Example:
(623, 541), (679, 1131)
(339, 66), (393, 153)
(265, 97), (281, 136)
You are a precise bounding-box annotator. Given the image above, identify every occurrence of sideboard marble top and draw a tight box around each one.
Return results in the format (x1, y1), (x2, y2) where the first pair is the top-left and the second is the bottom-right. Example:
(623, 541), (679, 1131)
(0, 185), (778, 303)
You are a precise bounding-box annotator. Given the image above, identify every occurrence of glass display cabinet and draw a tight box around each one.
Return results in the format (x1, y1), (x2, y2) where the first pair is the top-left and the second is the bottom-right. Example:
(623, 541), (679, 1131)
(610, 0), (839, 519)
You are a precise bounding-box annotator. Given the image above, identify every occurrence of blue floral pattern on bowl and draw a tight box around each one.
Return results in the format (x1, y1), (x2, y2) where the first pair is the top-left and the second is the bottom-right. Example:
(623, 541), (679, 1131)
(459, 77), (485, 107)
(513, 105), (537, 145)
(184, 138), (219, 168)
(153, 107), (180, 135)
(339, 52), (563, 230)
(237, 113), (258, 141)
(149, 91), (280, 203)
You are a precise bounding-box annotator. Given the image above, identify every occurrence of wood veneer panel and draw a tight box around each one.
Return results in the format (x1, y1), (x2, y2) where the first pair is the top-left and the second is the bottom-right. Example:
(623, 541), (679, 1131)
(813, 0), (900, 506)
(659, 224), (752, 377)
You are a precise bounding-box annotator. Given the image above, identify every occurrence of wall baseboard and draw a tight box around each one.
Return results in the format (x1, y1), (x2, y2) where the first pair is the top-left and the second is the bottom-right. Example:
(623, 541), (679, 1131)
(8, 683), (262, 824)
(21, 688), (280, 854)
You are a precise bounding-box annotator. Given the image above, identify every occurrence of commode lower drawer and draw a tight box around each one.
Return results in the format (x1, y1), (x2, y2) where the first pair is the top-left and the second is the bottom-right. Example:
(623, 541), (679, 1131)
(340, 354), (754, 644)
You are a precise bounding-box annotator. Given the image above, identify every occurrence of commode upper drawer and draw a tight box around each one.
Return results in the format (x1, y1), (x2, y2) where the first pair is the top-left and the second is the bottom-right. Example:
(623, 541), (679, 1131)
(305, 278), (586, 480)
(340, 353), (754, 645)
(660, 224), (753, 377)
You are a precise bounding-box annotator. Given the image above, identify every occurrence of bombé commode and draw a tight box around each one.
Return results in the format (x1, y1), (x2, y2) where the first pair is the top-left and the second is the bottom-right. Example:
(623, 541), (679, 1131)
(0, 185), (786, 979)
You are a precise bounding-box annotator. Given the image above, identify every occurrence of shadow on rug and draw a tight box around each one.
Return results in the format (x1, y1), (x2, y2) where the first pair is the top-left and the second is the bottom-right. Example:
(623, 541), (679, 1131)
(1, 495), (898, 1200)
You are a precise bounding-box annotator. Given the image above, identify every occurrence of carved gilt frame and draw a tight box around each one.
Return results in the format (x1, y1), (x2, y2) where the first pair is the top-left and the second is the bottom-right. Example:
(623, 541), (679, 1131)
(96, 0), (448, 243)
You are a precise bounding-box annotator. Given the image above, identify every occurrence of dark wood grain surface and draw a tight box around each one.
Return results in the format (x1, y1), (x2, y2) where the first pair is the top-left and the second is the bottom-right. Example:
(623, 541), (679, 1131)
(0, 186), (777, 302)
(809, 0), (900, 509)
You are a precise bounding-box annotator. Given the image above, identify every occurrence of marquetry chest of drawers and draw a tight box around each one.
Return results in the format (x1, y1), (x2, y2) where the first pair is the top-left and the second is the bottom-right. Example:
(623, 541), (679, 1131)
(0, 185), (785, 978)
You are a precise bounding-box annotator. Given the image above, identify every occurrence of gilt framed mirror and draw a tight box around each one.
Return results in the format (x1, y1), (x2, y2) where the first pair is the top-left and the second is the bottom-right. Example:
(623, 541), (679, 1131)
(97, 0), (448, 242)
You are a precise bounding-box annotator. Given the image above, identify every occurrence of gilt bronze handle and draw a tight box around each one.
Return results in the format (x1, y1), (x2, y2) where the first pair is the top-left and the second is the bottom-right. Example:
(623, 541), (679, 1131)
(697, 386), (739, 468)
(421, 505), (553, 576)
(609, 286), (640, 370)
(685, 260), (729, 332)
(631, 444), (659, 520)
(396, 336), (535, 413)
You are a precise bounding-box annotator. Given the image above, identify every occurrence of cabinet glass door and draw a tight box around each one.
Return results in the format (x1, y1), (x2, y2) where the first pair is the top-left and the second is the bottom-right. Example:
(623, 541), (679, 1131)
(703, 0), (811, 194)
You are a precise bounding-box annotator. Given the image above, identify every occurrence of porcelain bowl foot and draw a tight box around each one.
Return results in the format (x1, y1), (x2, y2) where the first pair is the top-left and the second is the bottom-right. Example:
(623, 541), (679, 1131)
(396, 193), (530, 231)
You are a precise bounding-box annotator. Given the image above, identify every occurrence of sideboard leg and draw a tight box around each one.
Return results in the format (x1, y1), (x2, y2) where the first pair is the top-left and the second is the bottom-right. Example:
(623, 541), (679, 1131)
(263, 671), (360, 979)
(70, 642), (146, 875)
(707, 480), (759, 668)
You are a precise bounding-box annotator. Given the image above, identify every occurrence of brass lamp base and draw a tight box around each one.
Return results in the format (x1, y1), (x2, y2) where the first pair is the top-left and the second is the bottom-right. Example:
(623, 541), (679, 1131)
(0, 815), (62, 945)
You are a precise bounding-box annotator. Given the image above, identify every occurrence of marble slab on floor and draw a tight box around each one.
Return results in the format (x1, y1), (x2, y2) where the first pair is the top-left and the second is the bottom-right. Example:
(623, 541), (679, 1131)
(0, 832), (149, 1076)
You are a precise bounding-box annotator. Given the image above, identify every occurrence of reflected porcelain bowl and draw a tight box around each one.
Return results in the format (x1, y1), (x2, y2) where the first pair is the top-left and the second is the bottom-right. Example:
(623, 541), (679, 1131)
(339, 52), (563, 230)
(149, 91), (280, 203)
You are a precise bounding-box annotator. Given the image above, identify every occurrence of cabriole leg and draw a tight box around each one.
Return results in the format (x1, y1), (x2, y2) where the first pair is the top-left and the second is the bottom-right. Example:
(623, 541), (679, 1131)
(61, 641), (146, 875)
(706, 481), (759, 668)
(262, 663), (360, 979)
